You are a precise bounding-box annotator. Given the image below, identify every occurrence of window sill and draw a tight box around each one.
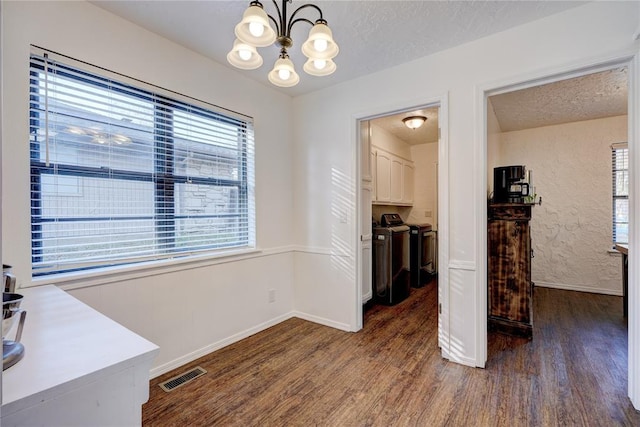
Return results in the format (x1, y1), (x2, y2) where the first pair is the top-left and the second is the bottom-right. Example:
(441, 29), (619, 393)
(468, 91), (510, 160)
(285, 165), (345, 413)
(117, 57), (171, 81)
(29, 247), (269, 291)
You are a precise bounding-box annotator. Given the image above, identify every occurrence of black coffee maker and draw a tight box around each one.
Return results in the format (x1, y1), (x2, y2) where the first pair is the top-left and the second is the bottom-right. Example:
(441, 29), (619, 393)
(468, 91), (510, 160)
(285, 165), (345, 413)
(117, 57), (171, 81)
(493, 165), (529, 203)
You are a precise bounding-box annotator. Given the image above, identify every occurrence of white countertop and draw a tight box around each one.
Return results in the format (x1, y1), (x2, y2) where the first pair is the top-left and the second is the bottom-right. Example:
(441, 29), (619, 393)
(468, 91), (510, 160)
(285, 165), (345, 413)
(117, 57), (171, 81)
(2, 285), (159, 416)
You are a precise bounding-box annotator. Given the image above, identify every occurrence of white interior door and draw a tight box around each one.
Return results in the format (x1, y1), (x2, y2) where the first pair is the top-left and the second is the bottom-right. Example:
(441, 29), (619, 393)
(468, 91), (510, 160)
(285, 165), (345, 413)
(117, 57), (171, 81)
(360, 121), (373, 304)
(361, 185), (373, 303)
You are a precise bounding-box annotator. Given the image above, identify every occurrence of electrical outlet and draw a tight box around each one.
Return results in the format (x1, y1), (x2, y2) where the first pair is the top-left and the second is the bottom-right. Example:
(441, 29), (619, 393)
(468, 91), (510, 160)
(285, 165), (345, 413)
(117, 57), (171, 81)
(268, 289), (276, 303)
(425, 210), (432, 218)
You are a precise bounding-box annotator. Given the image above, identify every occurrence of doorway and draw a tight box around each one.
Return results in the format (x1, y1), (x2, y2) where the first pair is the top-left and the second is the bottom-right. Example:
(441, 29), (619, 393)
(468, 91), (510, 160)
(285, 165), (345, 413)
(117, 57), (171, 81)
(478, 57), (637, 403)
(356, 96), (450, 355)
(486, 67), (628, 358)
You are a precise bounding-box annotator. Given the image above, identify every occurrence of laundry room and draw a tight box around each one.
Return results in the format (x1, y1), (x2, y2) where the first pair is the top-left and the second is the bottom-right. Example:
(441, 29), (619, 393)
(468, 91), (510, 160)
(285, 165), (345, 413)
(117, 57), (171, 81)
(361, 106), (440, 308)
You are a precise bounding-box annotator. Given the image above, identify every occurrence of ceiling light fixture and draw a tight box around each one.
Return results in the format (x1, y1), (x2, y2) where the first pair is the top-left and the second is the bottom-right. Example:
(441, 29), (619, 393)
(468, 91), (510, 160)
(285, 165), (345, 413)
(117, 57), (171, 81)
(227, 1), (339, 88)
(402, 116), (427, 130)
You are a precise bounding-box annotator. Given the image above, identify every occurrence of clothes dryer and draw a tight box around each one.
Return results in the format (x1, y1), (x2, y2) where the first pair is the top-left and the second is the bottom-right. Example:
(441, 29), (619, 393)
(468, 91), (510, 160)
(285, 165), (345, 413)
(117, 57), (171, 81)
(408, 223), (436, 288)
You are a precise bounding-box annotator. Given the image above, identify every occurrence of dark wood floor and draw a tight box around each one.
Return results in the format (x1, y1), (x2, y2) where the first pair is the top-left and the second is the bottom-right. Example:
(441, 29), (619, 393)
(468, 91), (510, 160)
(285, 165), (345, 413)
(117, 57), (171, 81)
(143, 282), (639, 426)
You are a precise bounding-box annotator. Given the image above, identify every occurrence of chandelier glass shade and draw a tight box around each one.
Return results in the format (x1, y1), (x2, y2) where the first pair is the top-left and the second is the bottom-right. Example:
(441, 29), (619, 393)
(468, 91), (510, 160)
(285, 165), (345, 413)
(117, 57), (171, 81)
(227, 39), (263, 70)
(301, 22), (339, 59)
(303, 57), (336, 76)
(268, 54), (300, 87)
(228, 1), (339, 88)
(234, 4), (277, 47)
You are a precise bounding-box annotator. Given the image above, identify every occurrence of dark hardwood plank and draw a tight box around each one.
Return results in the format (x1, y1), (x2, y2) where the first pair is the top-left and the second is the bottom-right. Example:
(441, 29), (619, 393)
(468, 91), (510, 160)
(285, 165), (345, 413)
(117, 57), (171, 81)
(143, 283), (640, 426)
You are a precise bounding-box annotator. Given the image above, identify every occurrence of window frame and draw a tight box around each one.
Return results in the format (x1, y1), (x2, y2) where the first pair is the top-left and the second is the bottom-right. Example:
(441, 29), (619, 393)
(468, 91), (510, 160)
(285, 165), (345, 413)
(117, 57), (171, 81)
(29, 49), (255, 277)
(612, 142), (628, 245)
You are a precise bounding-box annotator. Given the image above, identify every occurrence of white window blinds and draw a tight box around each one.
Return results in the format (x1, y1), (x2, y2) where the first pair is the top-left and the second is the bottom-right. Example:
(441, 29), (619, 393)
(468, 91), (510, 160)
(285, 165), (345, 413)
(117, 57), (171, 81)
(612, 142), (628, 244)
(29, 48), (255, 276)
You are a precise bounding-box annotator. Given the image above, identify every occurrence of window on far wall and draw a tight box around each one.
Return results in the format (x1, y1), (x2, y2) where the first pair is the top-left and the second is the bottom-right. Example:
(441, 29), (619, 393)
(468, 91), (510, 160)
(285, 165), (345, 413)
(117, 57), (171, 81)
(612, 142), (628, 245)
(29, 48), (255, 277)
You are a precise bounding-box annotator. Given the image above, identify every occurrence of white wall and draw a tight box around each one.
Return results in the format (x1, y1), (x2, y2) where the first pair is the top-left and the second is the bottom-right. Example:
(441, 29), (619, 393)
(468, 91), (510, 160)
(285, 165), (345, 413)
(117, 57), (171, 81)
(291, 2), (639, 367)
(370, 122), (412, 160)
(408, 143), (438, 228)
(486, 98), (502, 195)
(1, 1), (295, 376)
(499, 115), (627, 295)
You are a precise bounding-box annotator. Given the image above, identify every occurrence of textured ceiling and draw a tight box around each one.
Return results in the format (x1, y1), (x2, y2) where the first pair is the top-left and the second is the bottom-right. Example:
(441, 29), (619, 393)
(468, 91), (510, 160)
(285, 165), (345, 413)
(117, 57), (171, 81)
(90, 0), (585, 97)
(490, 68), (628, 133)
(89, 0), (617, 143)
(372, 107), (439, 146)
(374, 68), (628, 145)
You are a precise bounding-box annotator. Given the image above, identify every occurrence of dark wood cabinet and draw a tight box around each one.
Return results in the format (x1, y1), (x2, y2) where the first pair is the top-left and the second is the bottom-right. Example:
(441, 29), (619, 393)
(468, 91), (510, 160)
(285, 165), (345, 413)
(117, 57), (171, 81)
(488, 203), (533, 338)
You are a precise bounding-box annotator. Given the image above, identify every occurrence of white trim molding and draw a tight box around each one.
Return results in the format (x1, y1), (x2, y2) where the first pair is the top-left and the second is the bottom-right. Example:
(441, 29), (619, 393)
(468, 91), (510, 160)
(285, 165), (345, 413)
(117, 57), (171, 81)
(291, 311), (351, 332)
(534, 281), (623, 296)
(448, 260), (477, 271)
(628, 50), (640, 410)
(47, 245), (297, 291)
(292, 245), (350, 257)
(150, 311), (296, 379)
(437, 94), (451, 358)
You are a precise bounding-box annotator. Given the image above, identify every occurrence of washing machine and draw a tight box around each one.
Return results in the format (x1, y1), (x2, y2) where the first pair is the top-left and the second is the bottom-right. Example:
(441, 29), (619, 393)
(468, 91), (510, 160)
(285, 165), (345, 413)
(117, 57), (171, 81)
(372, 214), (410, 305)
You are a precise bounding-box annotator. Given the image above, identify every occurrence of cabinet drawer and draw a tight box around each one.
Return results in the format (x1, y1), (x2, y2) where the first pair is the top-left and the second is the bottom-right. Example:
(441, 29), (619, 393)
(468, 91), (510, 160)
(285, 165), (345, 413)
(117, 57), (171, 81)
(489, 204), (531, 220)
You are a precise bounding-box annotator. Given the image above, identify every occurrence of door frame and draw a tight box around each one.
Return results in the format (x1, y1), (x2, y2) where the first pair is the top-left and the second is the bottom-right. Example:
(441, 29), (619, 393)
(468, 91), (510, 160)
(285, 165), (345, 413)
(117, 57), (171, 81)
(475, 50), (640, 407)
(354, 93), (450, 355)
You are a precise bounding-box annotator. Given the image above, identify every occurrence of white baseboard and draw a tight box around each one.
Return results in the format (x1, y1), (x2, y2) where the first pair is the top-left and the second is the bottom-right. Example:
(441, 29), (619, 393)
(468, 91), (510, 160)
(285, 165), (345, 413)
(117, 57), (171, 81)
(445, 350), (478, 368)
(150, 311), (296, 379)
(534, 281), (622, 296)
(149, 310), (353, 379)
(292, 311), (352, 332)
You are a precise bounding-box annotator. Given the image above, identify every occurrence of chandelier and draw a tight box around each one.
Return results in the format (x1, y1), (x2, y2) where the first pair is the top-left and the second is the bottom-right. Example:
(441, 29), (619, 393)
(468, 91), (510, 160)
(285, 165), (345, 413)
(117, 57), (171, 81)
(227, 0), (339, 88)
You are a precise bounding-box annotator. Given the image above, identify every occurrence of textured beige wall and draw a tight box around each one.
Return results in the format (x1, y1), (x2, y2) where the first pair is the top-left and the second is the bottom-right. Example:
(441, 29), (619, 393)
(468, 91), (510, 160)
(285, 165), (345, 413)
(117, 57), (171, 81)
(499, 115), (627, 295)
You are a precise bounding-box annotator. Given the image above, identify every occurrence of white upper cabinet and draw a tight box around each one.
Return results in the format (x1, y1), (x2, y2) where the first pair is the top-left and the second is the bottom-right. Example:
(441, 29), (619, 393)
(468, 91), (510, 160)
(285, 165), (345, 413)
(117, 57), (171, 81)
(390, 156), (403, 203)
(371, 149), (377, 201)
(372, 146), (414, 206)
(360, 121), (373, 182)
(375, 149), (392, 203)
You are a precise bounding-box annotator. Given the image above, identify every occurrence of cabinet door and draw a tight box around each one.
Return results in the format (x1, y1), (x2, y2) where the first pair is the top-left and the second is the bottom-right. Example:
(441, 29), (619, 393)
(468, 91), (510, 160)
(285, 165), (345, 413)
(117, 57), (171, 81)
(376, 151), (391, 202)
(360, 121), (372, 182)
(402, 161), (415, 204)
(390, 156), (403, 203)
(370, 149), (377, 201)
(488, 219), (531, 323)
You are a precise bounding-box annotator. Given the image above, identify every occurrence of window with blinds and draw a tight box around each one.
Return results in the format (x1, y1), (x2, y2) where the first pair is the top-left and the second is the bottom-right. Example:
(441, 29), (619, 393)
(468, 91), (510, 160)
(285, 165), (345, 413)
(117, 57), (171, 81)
(29, 49), (255, 276)
(612, 142), (628, 244)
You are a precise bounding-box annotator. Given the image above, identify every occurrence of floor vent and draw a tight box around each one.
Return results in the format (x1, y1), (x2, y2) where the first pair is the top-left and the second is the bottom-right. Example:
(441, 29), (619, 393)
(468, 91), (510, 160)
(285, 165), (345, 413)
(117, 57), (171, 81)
(159, 366), (207, 392)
